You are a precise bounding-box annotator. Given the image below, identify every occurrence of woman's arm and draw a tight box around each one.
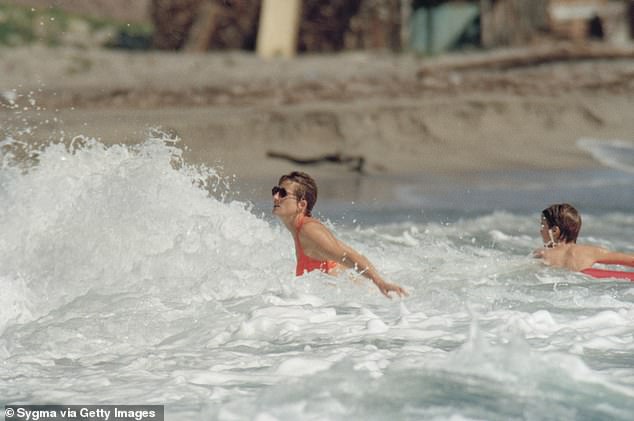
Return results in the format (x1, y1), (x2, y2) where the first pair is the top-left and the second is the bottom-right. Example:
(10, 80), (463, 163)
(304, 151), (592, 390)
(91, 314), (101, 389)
(300, 223), (407, 298)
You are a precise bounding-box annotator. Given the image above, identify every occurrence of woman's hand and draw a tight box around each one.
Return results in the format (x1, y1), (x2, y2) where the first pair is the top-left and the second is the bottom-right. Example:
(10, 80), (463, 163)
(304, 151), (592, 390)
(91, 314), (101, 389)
(375, 280), (408, 298)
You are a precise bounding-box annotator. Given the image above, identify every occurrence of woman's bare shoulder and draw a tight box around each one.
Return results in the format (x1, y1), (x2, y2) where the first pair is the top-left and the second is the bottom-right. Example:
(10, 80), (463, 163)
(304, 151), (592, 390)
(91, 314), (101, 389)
(299, 218), (337, 242)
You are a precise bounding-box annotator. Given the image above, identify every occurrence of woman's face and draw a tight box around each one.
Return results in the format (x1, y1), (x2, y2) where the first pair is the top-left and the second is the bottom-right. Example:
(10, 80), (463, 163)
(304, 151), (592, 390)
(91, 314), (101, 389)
(272, 180), (301, 219)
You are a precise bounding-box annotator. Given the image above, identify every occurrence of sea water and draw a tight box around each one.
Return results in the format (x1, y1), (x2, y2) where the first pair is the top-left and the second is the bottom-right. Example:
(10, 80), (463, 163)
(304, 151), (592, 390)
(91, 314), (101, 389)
(0, 130), (633, 421)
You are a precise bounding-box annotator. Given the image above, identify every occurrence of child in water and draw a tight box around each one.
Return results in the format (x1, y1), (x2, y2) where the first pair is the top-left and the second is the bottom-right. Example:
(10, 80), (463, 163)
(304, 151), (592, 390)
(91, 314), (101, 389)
(534, 203), (634, 279)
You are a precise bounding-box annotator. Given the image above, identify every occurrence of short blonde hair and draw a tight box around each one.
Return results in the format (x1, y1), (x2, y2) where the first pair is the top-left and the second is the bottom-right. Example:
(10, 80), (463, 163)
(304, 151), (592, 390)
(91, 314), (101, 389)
(542, 203), (582, 243)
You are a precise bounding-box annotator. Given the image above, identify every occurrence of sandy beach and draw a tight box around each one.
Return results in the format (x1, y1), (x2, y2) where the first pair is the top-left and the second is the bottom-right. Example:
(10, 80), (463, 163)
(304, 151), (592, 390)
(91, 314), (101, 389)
(2, 45), (634, 200)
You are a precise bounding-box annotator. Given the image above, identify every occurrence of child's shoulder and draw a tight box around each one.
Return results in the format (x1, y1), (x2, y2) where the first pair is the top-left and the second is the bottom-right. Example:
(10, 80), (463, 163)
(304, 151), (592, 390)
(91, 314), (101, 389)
(570, 243), (607, 265)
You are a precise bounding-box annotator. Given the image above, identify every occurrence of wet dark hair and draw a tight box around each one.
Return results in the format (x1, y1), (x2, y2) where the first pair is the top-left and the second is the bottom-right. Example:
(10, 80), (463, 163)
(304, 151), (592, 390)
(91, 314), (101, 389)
(542, 203), (582, 243)
(278, 171), (318, 216)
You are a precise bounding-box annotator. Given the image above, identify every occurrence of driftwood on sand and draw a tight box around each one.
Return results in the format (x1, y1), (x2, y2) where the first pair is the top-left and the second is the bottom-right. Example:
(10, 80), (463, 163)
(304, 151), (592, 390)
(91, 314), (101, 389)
(267, 151), (366, 173)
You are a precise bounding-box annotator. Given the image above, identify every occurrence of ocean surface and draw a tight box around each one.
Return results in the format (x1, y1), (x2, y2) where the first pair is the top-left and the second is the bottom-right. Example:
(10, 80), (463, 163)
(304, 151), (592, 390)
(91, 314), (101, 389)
(1, 130), (633, 420)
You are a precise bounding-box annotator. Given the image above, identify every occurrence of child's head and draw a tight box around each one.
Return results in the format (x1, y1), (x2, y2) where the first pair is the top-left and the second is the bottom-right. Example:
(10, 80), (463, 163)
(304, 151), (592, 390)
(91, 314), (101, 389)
(541, 203), (582, 244)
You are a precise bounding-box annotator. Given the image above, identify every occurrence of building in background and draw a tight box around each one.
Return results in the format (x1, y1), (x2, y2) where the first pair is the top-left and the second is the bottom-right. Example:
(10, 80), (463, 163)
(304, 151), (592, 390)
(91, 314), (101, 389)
(149, 0), (632, 55)
(1, 0), (633, 53)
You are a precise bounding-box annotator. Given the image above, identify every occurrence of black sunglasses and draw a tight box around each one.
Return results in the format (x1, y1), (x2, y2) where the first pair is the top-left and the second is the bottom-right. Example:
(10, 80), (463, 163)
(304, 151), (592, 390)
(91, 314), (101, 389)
(272, 186), (293, 198)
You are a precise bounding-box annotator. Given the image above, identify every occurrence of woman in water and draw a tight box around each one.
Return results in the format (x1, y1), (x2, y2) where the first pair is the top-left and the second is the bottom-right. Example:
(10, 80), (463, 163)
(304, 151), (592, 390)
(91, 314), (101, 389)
(272, 171), (407, 298)
(534, 203), (634, 279)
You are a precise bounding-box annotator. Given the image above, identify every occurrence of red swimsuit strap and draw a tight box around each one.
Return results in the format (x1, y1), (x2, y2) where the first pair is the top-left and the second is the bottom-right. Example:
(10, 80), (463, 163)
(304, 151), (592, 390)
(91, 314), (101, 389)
(294, 214), (336, 276)
(295, 215), (319, 251)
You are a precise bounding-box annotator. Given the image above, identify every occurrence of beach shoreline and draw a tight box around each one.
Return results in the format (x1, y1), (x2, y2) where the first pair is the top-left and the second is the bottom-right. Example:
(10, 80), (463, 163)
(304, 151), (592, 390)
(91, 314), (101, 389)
(2, 45), (634, 193)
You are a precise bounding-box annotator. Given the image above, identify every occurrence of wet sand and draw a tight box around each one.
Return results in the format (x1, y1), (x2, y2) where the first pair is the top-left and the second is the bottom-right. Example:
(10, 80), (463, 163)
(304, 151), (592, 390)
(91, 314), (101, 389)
(1, 45), (634, 202)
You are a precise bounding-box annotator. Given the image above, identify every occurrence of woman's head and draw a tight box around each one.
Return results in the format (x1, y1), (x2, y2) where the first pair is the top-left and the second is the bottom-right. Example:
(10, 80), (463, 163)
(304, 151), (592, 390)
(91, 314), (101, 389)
(277, 171), (318, 216)
(541, 203), (582, 244)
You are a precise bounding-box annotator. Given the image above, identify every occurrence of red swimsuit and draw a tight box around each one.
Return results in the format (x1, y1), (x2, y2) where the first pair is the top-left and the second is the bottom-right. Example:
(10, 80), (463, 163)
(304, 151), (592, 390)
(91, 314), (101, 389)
(581, 268), (634, 281)
(294, 215), (338, 276)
